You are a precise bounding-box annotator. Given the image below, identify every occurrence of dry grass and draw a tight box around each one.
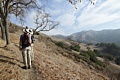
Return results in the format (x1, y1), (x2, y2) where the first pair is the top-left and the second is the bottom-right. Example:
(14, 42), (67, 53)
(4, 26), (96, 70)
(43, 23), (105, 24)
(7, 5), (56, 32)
(32, 34), (109, 80)
(0, 33), (37, 80)
(0, 31), (109, 80)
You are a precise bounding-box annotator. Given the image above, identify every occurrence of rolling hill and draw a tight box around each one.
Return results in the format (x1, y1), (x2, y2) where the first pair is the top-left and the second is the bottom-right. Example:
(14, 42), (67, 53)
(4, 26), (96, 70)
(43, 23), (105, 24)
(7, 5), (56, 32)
(53, 29), (120, 46)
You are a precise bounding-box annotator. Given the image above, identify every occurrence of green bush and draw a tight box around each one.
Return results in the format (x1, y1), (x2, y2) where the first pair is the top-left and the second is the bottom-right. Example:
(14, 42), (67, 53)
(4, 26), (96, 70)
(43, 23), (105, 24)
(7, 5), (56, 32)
(96, 60), (105, 67)
(87, 51), (105, 67)
(94, 49), (100, 55)
(87, 51), (97, 62)
(55, 41), (64, 48)
(80, 52), (90, 60)
(80, 50), (105, 67)
(70, 44), (80, 52)
(100, 54), (114, 61)
(55, 41), (70, 50)
(115, 57), (120, 65)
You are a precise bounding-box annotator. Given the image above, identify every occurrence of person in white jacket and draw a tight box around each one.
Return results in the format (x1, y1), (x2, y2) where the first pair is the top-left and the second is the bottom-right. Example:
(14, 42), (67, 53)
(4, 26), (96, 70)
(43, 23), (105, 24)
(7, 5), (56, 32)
(29, 29), (35, 62)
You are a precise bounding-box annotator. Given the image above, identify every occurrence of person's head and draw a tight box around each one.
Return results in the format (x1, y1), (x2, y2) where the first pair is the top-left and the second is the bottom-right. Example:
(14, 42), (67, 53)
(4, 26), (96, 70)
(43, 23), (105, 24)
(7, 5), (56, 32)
(25, 26), (28, 29)
(23, 28), (29, 34)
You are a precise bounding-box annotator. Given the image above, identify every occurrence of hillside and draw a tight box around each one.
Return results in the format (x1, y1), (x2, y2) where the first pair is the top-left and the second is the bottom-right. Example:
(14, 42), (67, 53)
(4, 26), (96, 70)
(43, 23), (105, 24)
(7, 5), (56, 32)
(0, 30), (109, 79)
(53, 29), (120, 46)
(0, 34), (107, 80)
(0, 24), (114, 80)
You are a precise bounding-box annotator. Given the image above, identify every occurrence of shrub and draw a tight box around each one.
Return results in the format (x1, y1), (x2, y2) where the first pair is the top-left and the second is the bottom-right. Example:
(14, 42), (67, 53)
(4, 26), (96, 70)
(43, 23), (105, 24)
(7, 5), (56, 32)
(70, 44), (80, 52)
(104, 54), (114, 61)
(96, 60), (105, 67)
(55, 41), (70, 50)
(115, 57), (120, 65)
(98, 53), (114, 61)
(87, 51), (97, 62)
(80, 52), (90, 60)
(80, 50), (105, 67)
(94, 49), (100, 55)
(55, 41), (64, 48)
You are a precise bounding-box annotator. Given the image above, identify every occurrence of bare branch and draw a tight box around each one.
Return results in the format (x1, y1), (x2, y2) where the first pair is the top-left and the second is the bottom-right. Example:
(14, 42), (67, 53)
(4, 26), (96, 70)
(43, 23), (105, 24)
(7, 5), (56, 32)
(34, 11), (59, 33)
(0, 0), (43, 45)
(0, 2), (5, 18)
(68, 0), (95, 6)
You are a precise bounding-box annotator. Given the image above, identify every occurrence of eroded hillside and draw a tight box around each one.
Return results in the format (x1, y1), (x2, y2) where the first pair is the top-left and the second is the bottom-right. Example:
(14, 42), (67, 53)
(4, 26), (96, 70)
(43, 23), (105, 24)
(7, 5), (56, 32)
(0, 32), (109, 80)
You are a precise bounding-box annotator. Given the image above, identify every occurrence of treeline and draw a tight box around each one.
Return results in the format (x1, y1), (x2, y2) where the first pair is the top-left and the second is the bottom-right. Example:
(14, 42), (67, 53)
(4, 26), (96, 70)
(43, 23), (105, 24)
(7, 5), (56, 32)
(96, 43), (120, 56)
(96, 43), (120, 65)
(55, 41), (120, 66)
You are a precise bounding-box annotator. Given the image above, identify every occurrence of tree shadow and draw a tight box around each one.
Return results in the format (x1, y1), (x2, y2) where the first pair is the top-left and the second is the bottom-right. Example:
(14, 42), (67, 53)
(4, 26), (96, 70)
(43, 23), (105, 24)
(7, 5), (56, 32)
(0, 54), (22, 63)
(0, 43), (26, 69)
(0, 59), (21, 66)
(0, 46), (6, 48)
(0, 54), (23, 68)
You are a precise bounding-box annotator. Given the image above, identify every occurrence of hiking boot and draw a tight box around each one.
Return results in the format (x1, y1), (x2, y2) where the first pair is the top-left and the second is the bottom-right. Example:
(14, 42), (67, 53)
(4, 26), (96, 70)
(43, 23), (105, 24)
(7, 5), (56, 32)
(22, 66), (28, 69)
(28, 66), (31, 69)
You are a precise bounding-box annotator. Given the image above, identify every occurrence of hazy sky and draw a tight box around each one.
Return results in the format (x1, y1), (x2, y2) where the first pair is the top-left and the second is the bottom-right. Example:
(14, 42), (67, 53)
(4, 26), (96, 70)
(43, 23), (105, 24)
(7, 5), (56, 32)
(10, 0), (120, 36)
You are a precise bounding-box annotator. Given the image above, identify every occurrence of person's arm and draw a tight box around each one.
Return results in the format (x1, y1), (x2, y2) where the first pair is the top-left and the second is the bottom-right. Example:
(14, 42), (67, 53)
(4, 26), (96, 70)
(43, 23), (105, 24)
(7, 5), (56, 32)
(19, 41), (22, 49)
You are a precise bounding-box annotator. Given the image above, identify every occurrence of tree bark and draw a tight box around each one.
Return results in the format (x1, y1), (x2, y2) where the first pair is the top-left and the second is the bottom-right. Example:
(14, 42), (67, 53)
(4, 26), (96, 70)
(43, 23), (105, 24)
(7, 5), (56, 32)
(4, 18), (10, 45)
(0, 21), (5, 40)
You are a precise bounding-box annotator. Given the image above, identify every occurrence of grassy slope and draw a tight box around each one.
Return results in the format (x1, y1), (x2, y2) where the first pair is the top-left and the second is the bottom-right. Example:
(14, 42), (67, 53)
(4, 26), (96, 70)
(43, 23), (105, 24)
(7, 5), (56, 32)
(52, 36), (120, 79)
(0, 32), (109, 80)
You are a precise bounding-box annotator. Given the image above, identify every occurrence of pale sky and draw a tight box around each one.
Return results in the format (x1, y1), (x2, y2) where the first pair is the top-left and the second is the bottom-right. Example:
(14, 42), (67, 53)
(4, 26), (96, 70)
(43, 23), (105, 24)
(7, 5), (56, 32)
(10, 0), (120, 36)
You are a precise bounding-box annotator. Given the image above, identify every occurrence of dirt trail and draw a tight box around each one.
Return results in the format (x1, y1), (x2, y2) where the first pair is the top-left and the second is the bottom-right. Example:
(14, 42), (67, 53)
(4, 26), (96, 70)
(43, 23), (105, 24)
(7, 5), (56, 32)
(0, 39), (39, 80)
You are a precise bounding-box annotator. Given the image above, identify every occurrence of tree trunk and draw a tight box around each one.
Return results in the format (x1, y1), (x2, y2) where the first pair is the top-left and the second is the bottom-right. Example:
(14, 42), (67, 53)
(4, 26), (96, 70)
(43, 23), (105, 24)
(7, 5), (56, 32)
(0, 21), (5, 40)
(4, 18), (10, 45)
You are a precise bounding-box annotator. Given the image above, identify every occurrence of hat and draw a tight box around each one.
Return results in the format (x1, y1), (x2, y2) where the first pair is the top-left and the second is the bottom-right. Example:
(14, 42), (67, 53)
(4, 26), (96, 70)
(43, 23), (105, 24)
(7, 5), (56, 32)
(23, 28), (29, 33)
(29, 29), (33, 35)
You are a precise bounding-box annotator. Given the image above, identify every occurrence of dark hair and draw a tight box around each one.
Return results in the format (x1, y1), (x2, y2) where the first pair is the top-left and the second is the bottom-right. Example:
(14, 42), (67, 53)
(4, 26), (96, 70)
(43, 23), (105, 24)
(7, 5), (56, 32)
(25, 26), (28, 29)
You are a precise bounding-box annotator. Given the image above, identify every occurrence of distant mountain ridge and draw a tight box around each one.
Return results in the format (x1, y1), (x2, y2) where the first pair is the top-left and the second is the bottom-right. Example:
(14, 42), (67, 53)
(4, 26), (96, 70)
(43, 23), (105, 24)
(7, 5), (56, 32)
(52, 34), (68, 40)
(52, 29), (120, 46)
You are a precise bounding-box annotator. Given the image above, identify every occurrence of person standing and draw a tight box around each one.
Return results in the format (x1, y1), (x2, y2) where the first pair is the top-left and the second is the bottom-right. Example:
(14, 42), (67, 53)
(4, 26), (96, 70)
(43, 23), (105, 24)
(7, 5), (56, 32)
(19, 28), (32, 69)
(29, 29), (35, 62)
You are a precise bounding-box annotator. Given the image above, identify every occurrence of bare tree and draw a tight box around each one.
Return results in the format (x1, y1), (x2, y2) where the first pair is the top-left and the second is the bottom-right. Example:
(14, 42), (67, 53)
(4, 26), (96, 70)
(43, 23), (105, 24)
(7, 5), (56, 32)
(34, 11), (59, 34)
(0, 0), (41, 45)
(68, 0), (95, 9)
(0, 19), (5, 40)
(68, 0), (95, 5)
(0, 0), (94, 45)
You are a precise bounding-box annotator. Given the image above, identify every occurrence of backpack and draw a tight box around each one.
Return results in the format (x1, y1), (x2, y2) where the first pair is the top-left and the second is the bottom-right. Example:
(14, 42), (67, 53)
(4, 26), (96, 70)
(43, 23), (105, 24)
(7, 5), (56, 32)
(21, 34), (31, 47)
